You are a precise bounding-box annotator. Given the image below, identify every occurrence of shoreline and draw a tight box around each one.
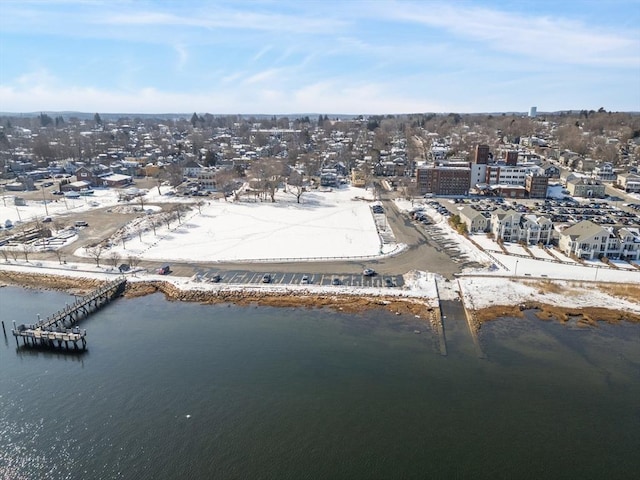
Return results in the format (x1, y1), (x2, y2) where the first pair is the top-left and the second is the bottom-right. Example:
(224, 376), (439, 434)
(2, 269), (639, 326)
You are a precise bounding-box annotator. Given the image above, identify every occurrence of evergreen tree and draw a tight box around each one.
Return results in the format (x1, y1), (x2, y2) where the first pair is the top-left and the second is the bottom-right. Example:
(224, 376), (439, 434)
(39, 113), (53, 127)
(94, 112), (102, 125)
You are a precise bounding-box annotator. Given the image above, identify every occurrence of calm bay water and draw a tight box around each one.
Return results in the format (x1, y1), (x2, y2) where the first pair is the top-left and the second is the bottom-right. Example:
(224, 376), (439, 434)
(1, 286), (639, 480)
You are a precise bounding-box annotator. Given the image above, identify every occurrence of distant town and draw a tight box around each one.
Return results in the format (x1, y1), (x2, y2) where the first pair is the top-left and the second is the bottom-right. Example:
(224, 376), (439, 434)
(1, 109), (639, 267)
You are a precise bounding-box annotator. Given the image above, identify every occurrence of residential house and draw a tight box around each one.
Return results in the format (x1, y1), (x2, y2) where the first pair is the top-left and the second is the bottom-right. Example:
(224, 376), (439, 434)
(101, 173), (132, 188)
(540, 162), (561, 178)
(74, 166), (101, 186)
(74, 165), (111, 187)
(516, 214), (553, 245)
(603, 227), (640, 261)
(182, 160), (204, 178)
(592, 162), (616, 182)
(576, 158), (597, 173)
(558, 220), (609, 260)
(566, 177), (606, 198)
(616, 172), (640, 193)
(559, 221), (640, 260)
(320, 168), (338, 187)
(459, 206), (490, 233)
(197, 168), (217, 191)
(490, 208), (521, 242)
(490, 208), (553, 245)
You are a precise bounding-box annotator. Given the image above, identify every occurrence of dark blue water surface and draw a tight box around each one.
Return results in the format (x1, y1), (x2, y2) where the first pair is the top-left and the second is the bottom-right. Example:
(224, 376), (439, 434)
(1, 286), (639, 480)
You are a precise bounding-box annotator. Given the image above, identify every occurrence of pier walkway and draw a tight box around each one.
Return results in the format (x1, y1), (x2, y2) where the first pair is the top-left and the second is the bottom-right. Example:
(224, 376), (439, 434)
(11, 277), (127, 350)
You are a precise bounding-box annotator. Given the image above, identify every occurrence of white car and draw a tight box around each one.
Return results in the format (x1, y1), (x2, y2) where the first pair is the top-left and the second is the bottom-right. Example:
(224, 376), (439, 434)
(363, 268), (376, 276)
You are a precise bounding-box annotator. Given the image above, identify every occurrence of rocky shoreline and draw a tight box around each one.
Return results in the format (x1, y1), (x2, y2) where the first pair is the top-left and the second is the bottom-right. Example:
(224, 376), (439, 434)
(2, 270), (638, 326)
(0, 271), (438, 328)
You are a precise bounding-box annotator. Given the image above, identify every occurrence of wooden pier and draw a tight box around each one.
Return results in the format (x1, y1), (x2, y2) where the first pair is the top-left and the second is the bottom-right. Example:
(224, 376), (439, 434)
(11, 277), (127, 350)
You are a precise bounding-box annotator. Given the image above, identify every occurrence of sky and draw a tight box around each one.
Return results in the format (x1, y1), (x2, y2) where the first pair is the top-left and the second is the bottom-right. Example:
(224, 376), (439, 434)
(0, 0), (639, 114)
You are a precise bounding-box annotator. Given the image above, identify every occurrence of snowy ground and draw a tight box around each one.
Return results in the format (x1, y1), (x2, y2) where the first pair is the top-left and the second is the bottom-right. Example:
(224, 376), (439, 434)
(458, 276), (640, 315)
(74, 185), (399, 262)
(1, 189), (638, 315)
(1, 185), (401, 262)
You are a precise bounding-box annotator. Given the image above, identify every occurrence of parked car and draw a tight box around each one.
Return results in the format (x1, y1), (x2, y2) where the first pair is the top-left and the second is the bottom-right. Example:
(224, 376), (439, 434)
(363, 268), (376, 276)
(262, 273), (271, 283)
(331, 277), (341, 285)
(156, 265), (171, 275)
(74, 220), (88, 227)
(301, 275), (310, 284)
(210, 274), (222, 283)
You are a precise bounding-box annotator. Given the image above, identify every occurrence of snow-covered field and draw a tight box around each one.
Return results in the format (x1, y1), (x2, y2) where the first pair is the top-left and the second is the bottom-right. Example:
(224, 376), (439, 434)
(80, 185), (398, 262)
(1, 185), (400, 262)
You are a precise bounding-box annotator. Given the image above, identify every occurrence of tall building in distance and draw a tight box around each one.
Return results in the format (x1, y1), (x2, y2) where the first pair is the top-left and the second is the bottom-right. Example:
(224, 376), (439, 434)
(505, 151), (518, 166)
(474, 144), (490, 164)
(529, 106), (537, 118)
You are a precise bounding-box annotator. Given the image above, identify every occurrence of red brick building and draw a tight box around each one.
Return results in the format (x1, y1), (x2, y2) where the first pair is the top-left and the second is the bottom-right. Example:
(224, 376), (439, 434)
(416, 167), (470, 196)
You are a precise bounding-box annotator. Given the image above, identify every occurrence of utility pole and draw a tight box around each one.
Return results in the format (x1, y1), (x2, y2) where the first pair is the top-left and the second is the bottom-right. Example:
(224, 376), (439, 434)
(42, 186), (49, 216)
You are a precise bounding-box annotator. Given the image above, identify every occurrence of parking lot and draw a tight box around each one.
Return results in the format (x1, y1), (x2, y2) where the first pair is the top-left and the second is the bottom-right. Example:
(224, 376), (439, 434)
(425, 196), (640, 228)
(192, 269), (405, 288)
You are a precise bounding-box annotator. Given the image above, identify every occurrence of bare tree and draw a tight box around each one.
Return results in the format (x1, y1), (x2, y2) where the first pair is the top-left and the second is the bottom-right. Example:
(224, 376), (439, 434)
(108, 251), (121, 268)
(163, 212), (173, 229)
(0, 249), (8, 262)
(22, 243), (33, 262)
(53, 248), (65, 264)
(250, 158), (285, 202)
(215, 168), (236, 201)
(85, 244), (105, 267)
(127, 255), (141, 269)
(286, 169), (306, 203)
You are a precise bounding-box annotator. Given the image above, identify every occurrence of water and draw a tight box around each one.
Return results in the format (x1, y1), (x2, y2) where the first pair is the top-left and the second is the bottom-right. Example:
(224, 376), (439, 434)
(1, 286), (639, 479)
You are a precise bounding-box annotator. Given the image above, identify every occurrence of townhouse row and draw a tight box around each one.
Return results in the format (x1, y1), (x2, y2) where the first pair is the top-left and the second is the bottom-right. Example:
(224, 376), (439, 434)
(458, 206), (640, 261)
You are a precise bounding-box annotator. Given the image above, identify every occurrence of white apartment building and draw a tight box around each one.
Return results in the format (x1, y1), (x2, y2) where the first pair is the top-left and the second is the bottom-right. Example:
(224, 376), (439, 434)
(470, 164), (544, 188)
(490, 208), (553, 245)
(558, 221), (640, 260)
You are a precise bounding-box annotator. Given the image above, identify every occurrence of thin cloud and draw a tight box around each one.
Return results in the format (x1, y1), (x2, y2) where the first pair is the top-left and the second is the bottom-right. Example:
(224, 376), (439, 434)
(380, 2), (640, 67)
(174, 43), (189, 71)
(252, 45), (273, 62)
(244, 68), (284, 85)
(101, 7), (347, 35)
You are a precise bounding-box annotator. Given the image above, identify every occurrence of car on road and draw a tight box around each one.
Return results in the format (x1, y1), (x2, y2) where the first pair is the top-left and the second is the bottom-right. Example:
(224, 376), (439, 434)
(363, 268), (376, 276)
(262, 273), (271, 283)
